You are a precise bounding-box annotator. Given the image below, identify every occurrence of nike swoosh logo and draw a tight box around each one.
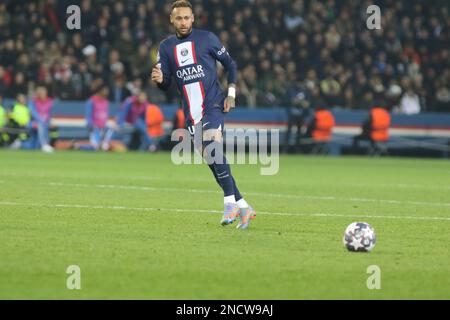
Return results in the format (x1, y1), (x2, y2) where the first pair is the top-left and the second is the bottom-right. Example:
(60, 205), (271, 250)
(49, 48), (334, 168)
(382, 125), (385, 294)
(181, 59), (190, 64)
(202, 122), (210, 127)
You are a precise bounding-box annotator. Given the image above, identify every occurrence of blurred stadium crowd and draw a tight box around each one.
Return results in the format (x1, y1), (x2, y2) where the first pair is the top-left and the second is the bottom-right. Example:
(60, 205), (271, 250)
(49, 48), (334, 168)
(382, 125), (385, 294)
(0, 0), (449, 113)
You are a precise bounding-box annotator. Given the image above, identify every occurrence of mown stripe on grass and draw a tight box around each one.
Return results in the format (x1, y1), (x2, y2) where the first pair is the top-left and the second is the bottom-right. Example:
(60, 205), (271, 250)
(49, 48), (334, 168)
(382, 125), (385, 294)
(1, 201), (450, 222)
(46, 182), (450, 209)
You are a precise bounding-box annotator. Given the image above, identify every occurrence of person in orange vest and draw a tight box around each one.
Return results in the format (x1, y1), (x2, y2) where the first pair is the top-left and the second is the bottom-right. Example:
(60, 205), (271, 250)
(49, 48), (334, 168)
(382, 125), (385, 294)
(352, 104), (391, 152)
(145, 101), (165, 151)
(305, 104), (335, 153)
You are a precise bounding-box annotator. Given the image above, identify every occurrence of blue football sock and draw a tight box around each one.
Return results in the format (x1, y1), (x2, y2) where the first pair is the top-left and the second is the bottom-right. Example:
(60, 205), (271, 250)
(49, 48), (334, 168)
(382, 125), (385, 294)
(208, 164), (221, 187)
(232, 176), (243, 202)
(209, 164), (242, 201)
(203, 140), (235, 197)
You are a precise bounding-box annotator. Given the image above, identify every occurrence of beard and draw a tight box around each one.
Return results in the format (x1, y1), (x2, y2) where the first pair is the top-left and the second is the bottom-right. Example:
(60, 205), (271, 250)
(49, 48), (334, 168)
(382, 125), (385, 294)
(176, 25), (193, 37)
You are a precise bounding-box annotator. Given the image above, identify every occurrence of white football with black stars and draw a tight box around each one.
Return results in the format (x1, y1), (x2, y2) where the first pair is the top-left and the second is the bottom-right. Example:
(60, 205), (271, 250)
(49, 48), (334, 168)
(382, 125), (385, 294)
(343, 222), (376, 252)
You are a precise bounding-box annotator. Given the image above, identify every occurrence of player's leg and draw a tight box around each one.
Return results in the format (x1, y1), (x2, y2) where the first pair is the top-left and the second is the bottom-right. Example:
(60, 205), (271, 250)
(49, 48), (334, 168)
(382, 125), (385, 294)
(206, 163), (239, 196)
(201, 126), (240, 225)
(206, 166), (257, 227)
(207, 164), (221, 186)
(206, 158), (246, 204)
(232, 176), (256, 229)
(189, 122), (220, 187)
(201, 110), (255, 228)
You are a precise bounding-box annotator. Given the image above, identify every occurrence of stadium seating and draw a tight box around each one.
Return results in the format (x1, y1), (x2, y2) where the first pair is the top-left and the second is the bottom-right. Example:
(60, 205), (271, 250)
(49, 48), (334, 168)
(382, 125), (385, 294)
(0, 0), (449, 113)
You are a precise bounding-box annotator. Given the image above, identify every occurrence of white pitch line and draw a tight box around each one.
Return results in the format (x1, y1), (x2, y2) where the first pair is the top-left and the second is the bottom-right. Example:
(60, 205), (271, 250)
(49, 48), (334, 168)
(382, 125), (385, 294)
(47, 182), (450, 209)
(350, 183), (450, 191)
(1, 201), (450, 222)
(3, 172), (450, 190)
(0, 172), (213, 183)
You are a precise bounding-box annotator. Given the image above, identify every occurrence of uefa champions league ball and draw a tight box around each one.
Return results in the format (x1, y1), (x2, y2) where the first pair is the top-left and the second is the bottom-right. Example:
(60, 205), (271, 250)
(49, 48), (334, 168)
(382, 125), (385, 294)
(343, 222), (376, 252)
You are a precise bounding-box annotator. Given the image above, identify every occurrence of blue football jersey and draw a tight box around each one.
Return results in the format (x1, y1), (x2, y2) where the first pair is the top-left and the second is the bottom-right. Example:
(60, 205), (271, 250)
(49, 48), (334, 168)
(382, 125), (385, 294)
(156, 28), (237, 126)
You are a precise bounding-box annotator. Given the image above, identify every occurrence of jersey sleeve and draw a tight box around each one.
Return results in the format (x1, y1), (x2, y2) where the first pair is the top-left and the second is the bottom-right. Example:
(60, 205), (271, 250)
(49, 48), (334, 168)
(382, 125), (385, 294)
(208, 32), (237, 84)
(156, 42), (172, 91)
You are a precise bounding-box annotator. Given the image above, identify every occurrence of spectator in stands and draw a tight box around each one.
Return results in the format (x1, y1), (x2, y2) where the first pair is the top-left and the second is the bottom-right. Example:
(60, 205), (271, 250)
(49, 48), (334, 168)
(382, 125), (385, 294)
(7, 72), (28, 99)
(399, 87), (421, 115)
(130, 44), (153, 80)
(71, 62), (94, 100)
(434, 82), (450, 112)
(0, 1), (449, 112)
(110, 76), (131, 104)
(145, 78), (168, 105)
(320, 74), (342, 108)
(29, 85), (54, 153)
(0, 67), (7, 97)
(386, 83), (403, 111)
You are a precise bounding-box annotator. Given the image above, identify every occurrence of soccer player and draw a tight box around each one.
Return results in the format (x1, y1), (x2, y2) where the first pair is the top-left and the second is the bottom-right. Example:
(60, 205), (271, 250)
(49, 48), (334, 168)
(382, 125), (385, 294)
(151, 0), (256, 229)
(29, 85), (54, 153)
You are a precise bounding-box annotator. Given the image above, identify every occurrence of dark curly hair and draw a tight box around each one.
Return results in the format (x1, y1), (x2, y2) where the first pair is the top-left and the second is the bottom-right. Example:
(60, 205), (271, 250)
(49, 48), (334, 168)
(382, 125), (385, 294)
(171, 1), (193, 12)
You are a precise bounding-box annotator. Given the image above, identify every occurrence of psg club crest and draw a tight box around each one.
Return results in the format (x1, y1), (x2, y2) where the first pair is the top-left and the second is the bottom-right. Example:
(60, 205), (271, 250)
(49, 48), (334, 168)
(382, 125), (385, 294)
(181, 48), (189, 57)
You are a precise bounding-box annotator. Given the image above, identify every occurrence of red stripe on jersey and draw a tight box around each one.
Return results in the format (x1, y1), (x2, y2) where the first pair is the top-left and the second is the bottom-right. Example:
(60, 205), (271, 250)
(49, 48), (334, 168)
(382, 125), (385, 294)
(191, 42), (198, 64)
(182, 85), (195, 123)
(173, 46), (180, 67)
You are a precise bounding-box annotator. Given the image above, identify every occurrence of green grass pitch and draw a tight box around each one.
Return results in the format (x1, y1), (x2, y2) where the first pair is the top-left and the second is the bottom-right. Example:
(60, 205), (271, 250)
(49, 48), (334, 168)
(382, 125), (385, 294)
(0, 150), (449, 299)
